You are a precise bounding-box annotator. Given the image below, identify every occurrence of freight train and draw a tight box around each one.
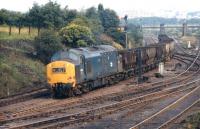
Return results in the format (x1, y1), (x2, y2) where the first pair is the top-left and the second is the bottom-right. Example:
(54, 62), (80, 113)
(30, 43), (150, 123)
(47, 39), (174, 98)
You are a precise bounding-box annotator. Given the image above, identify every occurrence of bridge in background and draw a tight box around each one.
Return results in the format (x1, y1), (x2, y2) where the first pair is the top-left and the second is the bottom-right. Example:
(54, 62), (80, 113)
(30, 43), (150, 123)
(142, 24), (200, 36)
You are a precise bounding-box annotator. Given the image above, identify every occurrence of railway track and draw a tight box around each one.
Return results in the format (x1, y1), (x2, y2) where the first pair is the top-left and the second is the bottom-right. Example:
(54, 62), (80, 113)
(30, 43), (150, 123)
(173, 55), (199, 70)
(0, 87), (50, 107)
(127, 40), (200, 129)
(157, 99), (200, 129)
(129, 81), (200, 129)
(1, 40), (199, 129)
(0, 45), (193, 111)
(174, 38), (199, 56)
(0, 54), (191, 115)
(0, 50), (199, 129)
(7, 80), (200, 129)
(0, 54), (197, 122)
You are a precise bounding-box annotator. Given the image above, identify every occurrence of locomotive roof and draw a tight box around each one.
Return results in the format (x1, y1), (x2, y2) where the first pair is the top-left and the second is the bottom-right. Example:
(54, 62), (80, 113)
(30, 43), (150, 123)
(69, 45), (116, 58)
(51, 45), (117, 63)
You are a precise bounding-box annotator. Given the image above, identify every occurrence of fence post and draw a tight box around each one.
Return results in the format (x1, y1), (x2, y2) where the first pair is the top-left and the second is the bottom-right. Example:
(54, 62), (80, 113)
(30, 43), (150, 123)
(18, 27), (21, 35)
(37, 27), (40, 36)
(28, 26), (31, 35)
(9, 26), (11, 36)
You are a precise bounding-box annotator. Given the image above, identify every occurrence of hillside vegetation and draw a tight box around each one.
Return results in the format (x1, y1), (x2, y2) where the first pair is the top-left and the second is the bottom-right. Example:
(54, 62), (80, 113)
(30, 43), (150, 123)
(0, 39), (45, 97)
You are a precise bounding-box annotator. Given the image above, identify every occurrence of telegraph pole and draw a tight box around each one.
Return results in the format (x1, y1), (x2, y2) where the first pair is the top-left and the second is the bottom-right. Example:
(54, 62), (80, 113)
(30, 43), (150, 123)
(125, 32), (128, 49)
(124, 15), (128, 49)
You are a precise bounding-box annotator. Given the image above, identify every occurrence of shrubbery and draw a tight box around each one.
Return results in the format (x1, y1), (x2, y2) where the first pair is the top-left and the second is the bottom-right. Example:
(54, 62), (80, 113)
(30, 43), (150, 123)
(34, 30), (62, 63)
(32, 3), (144, 63)
(59, 24), (94, 47)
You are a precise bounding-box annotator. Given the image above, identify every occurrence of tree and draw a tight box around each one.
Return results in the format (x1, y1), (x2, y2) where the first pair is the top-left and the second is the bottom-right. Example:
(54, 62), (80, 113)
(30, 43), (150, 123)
(86, 7), (97, 18)
(35, 30), (62, 63)
(15, 13), (26, 34)
(97, 7), (122, 44)
(63, 8), (78, 24)
(0, 9), (24, 35)
(28, 3), (44, 35)
(69, 16), (103, 35)
(6, 11), (23, 35)
(40, 1), (64, 29)
(0, 9), (7, 24)
(59, 24), (94, 47)
(99, 9), (119, 32)
(85, 7), (103, 35)
(70, 17), (90, 27)
(24, 13), (32, 35)
(106, 28), (125, 46)
(98, 4), (104, 12)
(0, 9), (12, 25)
(28, 1), (64, 34)
(97, 4), (120, 43)
(128, 23), (143, 46)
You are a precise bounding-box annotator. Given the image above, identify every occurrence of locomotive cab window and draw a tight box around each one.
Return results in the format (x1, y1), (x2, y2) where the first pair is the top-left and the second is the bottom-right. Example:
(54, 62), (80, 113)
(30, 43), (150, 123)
(52, 68), (66, 73)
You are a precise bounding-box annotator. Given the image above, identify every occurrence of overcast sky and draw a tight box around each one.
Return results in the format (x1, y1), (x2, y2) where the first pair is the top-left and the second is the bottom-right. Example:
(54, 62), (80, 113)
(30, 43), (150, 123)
(1, 0), (200, 17)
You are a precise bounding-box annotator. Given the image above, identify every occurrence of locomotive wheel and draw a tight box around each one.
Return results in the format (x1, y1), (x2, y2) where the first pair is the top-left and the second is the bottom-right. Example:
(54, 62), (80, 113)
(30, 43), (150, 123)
(57, 86), (64, 98)
(74, 88), (82, 95)
(82, 82), (93, 93)
(51, 88), (62, 98)
(52, 87), (63, 98)
(51, 89), (57, 98)
(67, 88), (74, 97)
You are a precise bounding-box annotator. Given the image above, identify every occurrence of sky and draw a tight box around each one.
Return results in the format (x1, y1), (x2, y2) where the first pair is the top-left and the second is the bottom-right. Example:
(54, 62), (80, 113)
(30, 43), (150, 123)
(1, 0), (200, 18)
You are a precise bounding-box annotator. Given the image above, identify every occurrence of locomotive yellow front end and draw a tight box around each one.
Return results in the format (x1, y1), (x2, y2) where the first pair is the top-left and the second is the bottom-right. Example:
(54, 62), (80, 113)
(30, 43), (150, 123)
(47, 61), (76, 98)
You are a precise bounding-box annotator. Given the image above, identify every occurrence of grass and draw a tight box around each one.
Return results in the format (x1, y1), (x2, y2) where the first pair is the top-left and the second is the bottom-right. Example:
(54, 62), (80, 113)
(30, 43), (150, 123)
(0, 25), (38, 41)
(0, 39), (45, 97)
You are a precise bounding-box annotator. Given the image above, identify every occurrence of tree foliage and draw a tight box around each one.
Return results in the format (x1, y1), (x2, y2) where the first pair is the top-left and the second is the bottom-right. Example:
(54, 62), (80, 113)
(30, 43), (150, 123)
(86, 7), (98, 19)
(69, 17), (90, 27)
(28, 3), (44, 29)
(35, 30), (62, 63)
(63, 8), (78, 24)
(59, 24), (94, 47)
(98, 7), (119, 32)
(106, 28), (125, 46)
(0, 9), (8, 24)
(41, 1), (64, 29)
(85, 7), (103, 34)
(0, 9), (25, 26)
(0, 2), (138, 49)
(97, 4), (122, 44)
(70, 16), (103, 35)
(28, 2), (64, 30)
(127, 23), (143, 46)
(98, 4), (104, 12)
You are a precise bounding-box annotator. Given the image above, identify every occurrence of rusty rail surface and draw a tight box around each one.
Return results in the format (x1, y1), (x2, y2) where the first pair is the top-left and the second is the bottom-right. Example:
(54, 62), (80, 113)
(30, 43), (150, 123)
(8, 81), (199, 129)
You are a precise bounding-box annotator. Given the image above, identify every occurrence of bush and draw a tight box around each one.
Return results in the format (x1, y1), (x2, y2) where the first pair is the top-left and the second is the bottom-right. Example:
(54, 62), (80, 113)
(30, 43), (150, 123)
(35, 30), (62, 63)
(106, 28), (125, 46)
(59, 24), (94, 47)
(0, 63), (15, 96)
